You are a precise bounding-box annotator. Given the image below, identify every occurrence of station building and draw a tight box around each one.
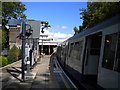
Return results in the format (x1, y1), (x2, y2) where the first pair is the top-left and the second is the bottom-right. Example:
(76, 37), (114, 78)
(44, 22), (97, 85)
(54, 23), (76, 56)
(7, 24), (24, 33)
(8, 19), (40, 49)
(8, 19), (58, 55)
(9, 25), (22, 49)
(39, 37), (58, 55)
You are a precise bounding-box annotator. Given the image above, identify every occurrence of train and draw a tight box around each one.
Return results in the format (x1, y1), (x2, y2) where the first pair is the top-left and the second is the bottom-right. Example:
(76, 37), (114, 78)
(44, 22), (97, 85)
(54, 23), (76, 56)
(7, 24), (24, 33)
(56, 15), (120, 90)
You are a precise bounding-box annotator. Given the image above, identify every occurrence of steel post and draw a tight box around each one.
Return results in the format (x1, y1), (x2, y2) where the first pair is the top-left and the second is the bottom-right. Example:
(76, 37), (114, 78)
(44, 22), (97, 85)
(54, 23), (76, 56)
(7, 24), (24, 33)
(21, 21), (26, 81)
(41, 38), (43, 55)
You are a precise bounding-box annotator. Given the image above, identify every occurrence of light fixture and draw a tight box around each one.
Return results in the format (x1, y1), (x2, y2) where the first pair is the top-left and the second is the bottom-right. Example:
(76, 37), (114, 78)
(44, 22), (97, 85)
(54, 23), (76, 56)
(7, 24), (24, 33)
(41, 30), (44, 33)
(45, 25), (51, 28)
(106, 40), (110, 43)
(17, 25), (21, 28)
(25, 24), (33, 37)
(5, 25), (9, 29)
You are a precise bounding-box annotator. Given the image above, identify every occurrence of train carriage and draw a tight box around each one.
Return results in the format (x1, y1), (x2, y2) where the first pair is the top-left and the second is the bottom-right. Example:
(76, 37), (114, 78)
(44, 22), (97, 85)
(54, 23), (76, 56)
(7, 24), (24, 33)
(56, 15), (120, 90)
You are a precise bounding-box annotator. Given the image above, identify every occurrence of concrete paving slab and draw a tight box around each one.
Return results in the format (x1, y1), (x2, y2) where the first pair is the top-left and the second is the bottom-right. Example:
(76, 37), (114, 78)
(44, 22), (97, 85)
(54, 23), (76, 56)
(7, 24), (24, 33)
(1, 55), (77, 90)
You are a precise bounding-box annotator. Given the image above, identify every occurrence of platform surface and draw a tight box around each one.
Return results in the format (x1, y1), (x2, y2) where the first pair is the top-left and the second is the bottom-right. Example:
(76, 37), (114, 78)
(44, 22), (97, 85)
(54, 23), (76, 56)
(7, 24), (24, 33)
(1, 55), (77, 90)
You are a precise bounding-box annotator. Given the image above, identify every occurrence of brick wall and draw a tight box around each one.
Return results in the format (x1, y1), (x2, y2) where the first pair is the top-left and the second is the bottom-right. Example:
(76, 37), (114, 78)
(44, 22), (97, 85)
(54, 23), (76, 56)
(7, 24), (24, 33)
(9, 27), (22, 48)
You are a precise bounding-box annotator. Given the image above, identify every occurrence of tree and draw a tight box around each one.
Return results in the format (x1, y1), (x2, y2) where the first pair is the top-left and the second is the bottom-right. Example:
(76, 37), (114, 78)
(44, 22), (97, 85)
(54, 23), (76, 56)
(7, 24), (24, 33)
(79, 2), (120, 31)
(2, 2), (27, 26)
(73, 26), (79, 35)
(2, 30), (7, 49)
(7, 45), (19, 64)
(0, 30), (2, 50)
(1, 2), (27, 49)
(0, 56), (8, 67)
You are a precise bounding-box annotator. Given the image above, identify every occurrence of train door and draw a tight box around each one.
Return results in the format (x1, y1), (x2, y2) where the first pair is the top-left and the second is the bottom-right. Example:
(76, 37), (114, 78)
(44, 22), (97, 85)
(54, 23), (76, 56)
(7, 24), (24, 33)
(64, 42), (69, 68)
(83, 33), (102, 84)
(66, 43), (69, 66)
(98, 32), (120, 89)
(116, 33), (120, 90)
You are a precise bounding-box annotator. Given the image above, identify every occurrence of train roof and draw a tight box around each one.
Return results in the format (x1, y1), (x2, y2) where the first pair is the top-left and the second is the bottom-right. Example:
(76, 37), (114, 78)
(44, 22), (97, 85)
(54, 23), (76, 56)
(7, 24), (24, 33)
(69, 15), (120, 40)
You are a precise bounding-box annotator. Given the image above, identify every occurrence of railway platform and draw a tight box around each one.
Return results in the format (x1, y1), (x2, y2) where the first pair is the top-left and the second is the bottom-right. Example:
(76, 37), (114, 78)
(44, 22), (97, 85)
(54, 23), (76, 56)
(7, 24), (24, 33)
(1, 55), (78, 90)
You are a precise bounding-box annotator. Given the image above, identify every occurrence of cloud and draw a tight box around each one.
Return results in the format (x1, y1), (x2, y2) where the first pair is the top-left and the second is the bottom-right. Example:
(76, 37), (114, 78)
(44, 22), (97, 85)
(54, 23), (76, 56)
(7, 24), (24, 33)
(53, 25), (60, 30)
(40, 30), (73, 43)
(72, 30), (74, 33)
(54, 32), (67, 39)
(51, 25), (67, 31)
(61, 26), (67, 29)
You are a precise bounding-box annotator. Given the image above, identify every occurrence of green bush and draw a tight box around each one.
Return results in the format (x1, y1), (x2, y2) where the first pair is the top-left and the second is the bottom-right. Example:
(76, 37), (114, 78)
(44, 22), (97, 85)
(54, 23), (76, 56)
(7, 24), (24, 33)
(7, 45), (19, 64)
(0, 56), (8, 67)
(18, 48), (22, 59)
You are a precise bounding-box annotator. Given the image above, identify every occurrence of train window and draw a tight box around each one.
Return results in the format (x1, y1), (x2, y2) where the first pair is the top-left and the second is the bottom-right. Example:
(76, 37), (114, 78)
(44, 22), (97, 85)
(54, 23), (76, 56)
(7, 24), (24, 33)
(74, 42), (80, 60)
(91, 35), (101, 49)
(90, 34), (102, 55)
(74, 41), (83, 60)
(79, 41), (83, 60)
(75, 42), (79, 44)
(102, 33), (117, 70)
(71, 43), (74, 45)
(69, 43), (74, 57)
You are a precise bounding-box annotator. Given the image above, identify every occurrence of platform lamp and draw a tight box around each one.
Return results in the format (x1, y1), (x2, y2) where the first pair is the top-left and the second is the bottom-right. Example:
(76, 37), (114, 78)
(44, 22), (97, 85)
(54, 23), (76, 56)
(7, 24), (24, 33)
(40, 21), (51, 55)
(6, 19), (33, 81)
(20, 23), (33, 81)
(41, 21), (51, 33)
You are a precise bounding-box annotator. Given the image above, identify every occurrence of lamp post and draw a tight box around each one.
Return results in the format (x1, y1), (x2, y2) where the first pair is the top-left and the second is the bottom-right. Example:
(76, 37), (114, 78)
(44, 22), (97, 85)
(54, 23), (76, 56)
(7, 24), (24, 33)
(6, 19), (33, 81)
(40, 21), (51, 55)
(19, 21), (33, 81)
(21, 21), (26, 81)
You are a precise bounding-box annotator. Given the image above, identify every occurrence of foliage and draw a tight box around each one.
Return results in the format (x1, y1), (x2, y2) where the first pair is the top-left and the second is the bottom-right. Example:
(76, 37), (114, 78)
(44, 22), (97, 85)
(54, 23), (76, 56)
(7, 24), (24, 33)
(0, 56), (8, 67)
(0, 30), (2, 47)
(18, 48), (22, 59)
(7, 45), (19, 64)
(1, 30), (7, 49)
(2, 2), (27, 25)
(0, 2), (1, 18)
(73, 26), (79, 35)
(79, 2), (120, 32)
(1, 2), (26, 49)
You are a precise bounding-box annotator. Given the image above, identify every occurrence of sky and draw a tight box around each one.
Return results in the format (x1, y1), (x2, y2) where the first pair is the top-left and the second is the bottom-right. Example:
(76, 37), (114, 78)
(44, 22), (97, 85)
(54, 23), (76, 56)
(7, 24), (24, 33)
(23, 2), (87, 42)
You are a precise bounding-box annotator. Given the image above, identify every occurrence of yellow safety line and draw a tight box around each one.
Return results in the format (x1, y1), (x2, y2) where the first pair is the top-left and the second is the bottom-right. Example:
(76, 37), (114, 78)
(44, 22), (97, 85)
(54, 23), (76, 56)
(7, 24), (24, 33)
(59, 72), (71, 89)
(54, 57), (78, 90)
(54, 60), (71, 89)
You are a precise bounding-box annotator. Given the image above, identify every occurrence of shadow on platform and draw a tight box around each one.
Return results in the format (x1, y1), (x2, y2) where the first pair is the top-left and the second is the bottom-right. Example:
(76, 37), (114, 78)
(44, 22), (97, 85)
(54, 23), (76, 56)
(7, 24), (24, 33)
(7, 67), (23, 82)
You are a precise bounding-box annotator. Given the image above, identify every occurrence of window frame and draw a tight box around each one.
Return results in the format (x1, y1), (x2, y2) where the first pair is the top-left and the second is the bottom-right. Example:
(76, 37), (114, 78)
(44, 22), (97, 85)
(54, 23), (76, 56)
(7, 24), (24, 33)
(102, 33), (118, 70)
(114, 33), (120, 72)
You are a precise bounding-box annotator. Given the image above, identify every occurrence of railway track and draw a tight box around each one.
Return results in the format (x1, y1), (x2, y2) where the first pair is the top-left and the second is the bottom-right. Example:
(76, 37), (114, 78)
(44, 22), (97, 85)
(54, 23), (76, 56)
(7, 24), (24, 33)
(53, 56), (78, 89)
